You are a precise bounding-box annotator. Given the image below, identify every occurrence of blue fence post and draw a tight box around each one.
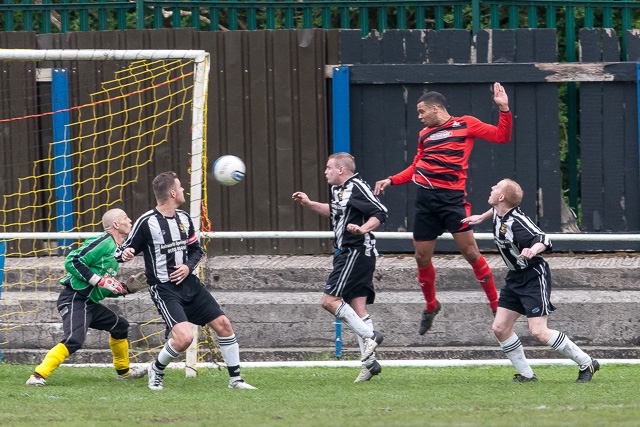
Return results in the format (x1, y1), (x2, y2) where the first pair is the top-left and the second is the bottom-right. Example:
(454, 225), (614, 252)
(334, 318), (343, 359)
(0, 240), (5, 299)
(332, 66), (351, 358)
(52, 68), (73, 253)
(332, 66), (350, 154)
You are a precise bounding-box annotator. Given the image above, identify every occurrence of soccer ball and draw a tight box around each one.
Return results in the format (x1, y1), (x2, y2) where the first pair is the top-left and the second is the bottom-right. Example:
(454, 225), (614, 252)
(212, 155), (246, 186)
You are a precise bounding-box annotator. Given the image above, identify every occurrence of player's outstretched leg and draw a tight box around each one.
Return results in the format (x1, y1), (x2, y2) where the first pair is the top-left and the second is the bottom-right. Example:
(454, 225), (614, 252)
(217, 334), (257, 390)
(470, 256), (499, 313)
(547, 331), (599, 383)
(418, 264), (440, 335)
(26, 343), (70, 386)
(110, 336), (147, 380)
(499, 333), (537, 382)
(147, 340), (180, 391)
(355, 315), (382, 383)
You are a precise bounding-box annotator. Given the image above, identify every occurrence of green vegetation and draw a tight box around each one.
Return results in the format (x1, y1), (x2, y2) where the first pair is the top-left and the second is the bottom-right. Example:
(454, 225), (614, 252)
(3, 363), (639, 426)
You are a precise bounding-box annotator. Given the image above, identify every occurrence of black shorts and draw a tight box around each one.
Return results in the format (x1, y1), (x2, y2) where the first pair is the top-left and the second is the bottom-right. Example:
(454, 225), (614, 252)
(498, 261), (556, 317)
(57, 287), (129, 353)
(324, 247), (376, 305)
(148, 274), (225, 330)
(413, 188), (472, 241)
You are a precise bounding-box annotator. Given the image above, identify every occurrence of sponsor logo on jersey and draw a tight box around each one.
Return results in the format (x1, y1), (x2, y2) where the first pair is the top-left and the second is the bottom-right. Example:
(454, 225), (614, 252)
(429, 130), (453, 141)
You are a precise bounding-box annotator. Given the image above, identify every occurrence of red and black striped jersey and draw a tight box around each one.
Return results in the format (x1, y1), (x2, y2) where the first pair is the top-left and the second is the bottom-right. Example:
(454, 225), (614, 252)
(389, 111), (512, 192)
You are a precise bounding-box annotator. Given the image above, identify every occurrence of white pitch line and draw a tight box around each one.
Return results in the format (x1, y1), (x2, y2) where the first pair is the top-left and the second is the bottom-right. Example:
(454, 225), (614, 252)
(61, 359), (640, 369)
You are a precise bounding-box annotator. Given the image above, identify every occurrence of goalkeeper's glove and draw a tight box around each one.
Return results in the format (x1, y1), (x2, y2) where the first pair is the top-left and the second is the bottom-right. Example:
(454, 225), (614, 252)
(124, 272), (148, 294)
(97, 276), (127, 295)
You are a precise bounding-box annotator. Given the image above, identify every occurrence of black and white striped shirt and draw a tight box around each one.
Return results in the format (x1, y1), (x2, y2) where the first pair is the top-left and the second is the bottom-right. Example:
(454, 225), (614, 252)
(115, 208), (204, 285)
(492, 206), (552, 271)
(330, 173), (387, 255)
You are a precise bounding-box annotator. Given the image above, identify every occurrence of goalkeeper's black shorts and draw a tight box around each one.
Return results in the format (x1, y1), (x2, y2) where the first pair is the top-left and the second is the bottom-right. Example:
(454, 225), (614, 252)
(148, 274), (225, 329)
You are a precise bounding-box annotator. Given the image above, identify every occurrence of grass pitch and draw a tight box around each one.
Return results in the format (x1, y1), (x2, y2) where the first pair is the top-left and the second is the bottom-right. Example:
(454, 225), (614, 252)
(2, 363), (639, 426)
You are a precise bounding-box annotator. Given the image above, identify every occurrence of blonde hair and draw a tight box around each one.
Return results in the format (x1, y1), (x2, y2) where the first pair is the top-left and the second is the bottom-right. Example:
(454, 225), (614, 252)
(328, 152), (356, 173)
(501, 178), (523, 207)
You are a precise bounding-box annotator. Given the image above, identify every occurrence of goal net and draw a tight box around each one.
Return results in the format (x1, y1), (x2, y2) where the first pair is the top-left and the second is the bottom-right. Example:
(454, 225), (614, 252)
(0, 49), (219, 372)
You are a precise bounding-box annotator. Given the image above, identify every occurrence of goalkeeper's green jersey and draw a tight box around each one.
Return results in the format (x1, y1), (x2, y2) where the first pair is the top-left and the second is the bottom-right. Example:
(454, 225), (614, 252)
(59, 232), (121, 303)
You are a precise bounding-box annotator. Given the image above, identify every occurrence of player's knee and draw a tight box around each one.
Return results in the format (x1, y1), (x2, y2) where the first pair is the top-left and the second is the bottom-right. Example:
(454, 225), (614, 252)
(212, 316), (233, 336)
(462, 248), (480, 263)
(172, 333), (194, 350)
(529, 325), (547, 343)
(414, 252), (432, 267)
(64, 339), (83, 354)
(111, 317), (130, 340)
(491, 321), (510, 339)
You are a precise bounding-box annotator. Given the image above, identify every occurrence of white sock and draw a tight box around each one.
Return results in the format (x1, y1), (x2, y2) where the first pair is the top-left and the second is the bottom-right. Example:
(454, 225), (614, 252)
(547, 330), (591, 368)
(157, 339), (180, 369)
(335, 301), (373, 340)
(357, 315), (376, 363)
(218, 334), (242, 378)
(499, 333), (535, 378)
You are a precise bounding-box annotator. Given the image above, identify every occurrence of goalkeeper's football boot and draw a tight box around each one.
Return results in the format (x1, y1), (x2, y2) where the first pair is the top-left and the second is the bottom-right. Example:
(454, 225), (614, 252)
(25, 373), (46, 386)
(229, 377), (258, 390)
(512, 373), (538, 383)
(418, 302), (442, 335)
(361, 331), (383, 363)
(576, 359), (600, 383)
(117, 366), (148, 380)
(354, 360), (382, 383)
(147, 364), (165, 391)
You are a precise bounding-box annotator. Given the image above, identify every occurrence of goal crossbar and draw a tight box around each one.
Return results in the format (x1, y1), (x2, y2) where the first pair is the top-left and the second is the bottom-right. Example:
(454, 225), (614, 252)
(0, 49), (208, 63)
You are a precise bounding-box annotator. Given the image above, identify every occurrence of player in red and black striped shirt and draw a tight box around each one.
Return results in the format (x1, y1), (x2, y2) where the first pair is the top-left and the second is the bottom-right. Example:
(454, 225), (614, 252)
(374, 82), (512, 335)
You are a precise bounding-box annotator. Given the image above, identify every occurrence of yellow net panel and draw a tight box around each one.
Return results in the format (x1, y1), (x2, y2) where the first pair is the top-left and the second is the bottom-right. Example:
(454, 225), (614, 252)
(0, 58), (219, 365)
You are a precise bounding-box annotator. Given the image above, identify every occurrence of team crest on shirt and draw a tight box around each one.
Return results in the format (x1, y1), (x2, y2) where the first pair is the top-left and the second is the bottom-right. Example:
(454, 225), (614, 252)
(499, 223), (507, 234)
(429, 130), (453, 141)
(178, 222), (187, 234)
(338, 189), (344, 202)
(452, 121), (461, 127)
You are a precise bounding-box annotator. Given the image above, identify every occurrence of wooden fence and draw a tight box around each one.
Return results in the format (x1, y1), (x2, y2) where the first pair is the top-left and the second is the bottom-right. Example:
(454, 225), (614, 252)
(0, 28), (638, 254)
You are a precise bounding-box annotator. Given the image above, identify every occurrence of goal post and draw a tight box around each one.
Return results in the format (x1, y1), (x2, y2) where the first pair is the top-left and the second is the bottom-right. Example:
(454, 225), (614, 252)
(0, 49), (210, 376)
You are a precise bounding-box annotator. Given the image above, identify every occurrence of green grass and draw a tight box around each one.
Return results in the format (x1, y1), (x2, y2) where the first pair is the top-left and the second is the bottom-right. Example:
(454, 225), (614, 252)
(2, 364), (639, 426)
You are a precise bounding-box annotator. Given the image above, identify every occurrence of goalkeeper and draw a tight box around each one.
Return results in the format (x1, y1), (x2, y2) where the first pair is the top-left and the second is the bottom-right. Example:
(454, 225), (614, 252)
(26, 208), (147, 386)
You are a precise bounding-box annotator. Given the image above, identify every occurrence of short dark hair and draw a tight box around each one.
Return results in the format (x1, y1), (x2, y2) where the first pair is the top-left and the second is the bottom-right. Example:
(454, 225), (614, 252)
(417, 91), (447, 109)
(153, 171), (178, 203)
